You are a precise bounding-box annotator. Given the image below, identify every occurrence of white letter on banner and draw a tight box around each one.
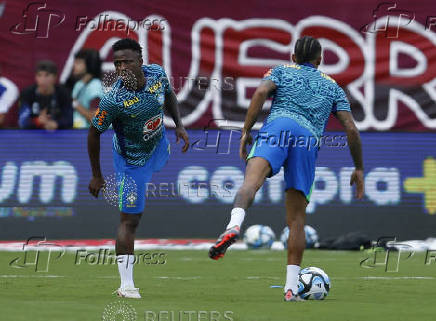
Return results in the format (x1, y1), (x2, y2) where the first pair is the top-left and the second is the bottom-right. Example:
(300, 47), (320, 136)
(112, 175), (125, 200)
(177, 166), (209, 203)
(339, 167), (355, 204)
(267, 168), (284, 204)
(210, 166), (262, 204)
(307, 167), (338, 213)
(18, 161), (77, 204)
(0, 162), (18, 203)
(365, 167), (400, 205)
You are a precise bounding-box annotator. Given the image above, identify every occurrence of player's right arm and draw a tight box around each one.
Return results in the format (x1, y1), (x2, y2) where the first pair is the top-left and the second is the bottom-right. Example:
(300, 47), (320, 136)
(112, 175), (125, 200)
(240, 67), (279, 159)
(87, 126), (104, 197)
(87, 96), (118, 198)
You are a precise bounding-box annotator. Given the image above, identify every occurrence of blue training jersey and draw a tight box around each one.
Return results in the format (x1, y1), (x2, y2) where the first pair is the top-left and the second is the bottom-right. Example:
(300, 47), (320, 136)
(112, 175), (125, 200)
(91, 64), (170, 166)
(263, 63), (351, 139)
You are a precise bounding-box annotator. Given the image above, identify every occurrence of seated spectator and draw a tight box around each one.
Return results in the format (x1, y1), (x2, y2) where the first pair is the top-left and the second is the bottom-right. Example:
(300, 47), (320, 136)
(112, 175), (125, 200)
(18, 60), (72, 130)
(0, 72), (19, 128)
(72, 49), (103, 128)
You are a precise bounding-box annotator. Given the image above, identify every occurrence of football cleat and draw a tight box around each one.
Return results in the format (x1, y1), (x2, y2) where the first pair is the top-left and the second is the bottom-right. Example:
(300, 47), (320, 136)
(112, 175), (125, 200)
(208, 225), (240, 260)
(114, 287), (141, 299)
(284, 289), (304, 302)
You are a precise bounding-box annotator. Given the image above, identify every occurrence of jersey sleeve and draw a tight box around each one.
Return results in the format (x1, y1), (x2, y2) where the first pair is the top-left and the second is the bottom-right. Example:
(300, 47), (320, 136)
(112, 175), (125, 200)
(262, 65), (282, 86)
(332, 85), (351, 113)
(150, 64), (172, 94)
(91, 95), (119, 132)
(160, 66), (172, 94)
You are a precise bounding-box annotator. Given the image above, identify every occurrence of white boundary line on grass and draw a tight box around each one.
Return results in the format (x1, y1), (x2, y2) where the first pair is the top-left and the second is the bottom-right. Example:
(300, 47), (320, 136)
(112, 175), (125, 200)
(0, 275), (64, 278)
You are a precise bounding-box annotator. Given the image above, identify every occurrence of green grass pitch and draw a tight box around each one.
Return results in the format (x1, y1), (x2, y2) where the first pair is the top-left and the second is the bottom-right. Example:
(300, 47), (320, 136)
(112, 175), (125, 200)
(0, 249), (435, 321)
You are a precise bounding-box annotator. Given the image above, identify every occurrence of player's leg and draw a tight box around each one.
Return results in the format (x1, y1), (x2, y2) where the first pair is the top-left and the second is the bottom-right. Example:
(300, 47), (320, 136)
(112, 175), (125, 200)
(113, 153), (150, 298)
(115, 211), (142, 298)
(115, 135), (170, 297)
(209, 157), (271, 259)
(281, 120), (317, 301)
(114, 172), (146, 299)
(116, 212), (142, 254)
(229, 156), (271, 225)
(284, 188), (307, 301)
(209, 119), (289, 260)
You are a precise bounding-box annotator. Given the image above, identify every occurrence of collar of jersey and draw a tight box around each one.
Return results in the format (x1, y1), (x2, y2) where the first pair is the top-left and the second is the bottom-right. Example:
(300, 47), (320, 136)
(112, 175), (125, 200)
(300, 62), (316, 69)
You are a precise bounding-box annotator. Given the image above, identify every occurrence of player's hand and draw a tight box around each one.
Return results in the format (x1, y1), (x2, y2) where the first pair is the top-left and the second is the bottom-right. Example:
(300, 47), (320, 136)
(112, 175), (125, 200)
(239, 131), (253, 160)
(44, 119), (58, 131)
(89, 176), (105, 198)
(38, 109), (49, 126)
(350, 169), (364, 199)
(175, 126), (190, 153)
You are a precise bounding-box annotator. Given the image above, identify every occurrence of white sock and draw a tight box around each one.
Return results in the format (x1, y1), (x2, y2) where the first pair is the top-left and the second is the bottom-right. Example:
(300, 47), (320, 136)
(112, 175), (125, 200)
(284, 264), (300, 293)
(226, 208), (245, 229)
(117, 254), (135, 289)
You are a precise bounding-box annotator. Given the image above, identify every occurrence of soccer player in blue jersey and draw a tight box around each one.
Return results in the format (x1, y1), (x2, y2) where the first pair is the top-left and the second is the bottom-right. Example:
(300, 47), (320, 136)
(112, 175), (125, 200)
(209, 36), (364, 301)
(87, 38), (189, 298)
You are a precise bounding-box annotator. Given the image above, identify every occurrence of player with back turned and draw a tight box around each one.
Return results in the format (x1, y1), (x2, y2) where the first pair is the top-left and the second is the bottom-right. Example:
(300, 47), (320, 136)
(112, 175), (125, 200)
(87, 38), (189, 299)
(209, 36), (364, 301)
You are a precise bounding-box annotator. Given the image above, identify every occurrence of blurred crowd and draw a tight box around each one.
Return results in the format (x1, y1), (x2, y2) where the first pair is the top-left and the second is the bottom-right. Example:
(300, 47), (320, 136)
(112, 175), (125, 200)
(0, 48), (103, 130)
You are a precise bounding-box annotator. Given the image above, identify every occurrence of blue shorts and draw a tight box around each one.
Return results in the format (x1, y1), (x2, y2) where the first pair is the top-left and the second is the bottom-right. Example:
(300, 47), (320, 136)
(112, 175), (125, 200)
(247, 118), (318, 201)
(113, 135), (170, 214)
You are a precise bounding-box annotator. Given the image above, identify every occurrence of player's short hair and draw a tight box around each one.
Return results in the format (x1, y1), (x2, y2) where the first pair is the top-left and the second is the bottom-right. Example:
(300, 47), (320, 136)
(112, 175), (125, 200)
(75, 48), (102, 79)
(35, 60), (57, 75)
(112, 38), (142, 56)
(294, 36), (322, 64)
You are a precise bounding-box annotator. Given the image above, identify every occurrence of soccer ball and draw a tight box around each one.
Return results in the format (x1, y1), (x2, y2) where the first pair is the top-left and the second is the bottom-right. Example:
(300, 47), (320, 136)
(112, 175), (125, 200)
(280, 225), (319, 248)
(243, 225), (276, 249)
(297, 266), (331, 300)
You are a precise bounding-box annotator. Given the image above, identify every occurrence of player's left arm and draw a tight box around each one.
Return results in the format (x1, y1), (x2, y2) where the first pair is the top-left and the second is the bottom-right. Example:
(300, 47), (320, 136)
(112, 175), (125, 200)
(164, 87), (190, 153)
(333, 86), (364, 199)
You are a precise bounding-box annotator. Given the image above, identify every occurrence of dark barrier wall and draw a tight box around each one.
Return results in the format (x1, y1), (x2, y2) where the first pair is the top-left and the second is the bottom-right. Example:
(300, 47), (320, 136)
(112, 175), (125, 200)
(0, 129), (435, 240)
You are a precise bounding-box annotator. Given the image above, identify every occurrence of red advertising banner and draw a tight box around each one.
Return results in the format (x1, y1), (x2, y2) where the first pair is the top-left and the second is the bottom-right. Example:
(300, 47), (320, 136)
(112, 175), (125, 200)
(1, 0), (436, 130)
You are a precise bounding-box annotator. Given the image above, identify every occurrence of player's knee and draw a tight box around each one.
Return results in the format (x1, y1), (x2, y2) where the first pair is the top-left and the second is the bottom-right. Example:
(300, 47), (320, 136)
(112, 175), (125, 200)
(121, 215), (141, 230)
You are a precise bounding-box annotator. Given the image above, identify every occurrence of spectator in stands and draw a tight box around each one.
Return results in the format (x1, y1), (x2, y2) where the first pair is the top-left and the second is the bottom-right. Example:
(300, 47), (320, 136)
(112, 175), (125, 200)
(72, 49), (103, 128)
(0, 67), (19, 128)
(18, 60), (72, 129)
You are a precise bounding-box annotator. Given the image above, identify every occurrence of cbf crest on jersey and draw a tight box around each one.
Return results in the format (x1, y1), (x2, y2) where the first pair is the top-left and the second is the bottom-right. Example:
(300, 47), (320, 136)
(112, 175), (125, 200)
(143, 114), (163, 142)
